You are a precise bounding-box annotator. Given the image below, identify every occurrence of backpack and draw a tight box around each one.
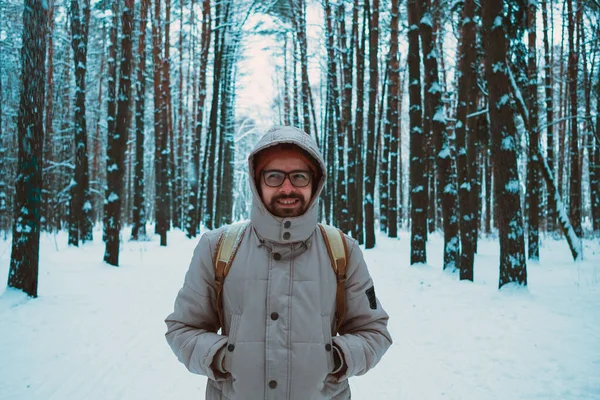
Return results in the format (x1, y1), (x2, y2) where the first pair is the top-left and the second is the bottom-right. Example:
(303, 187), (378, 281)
(213, 222), (349, 335)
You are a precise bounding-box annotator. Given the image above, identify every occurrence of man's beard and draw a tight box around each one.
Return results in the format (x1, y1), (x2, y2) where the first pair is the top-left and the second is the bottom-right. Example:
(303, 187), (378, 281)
(268, 192), (308, 217)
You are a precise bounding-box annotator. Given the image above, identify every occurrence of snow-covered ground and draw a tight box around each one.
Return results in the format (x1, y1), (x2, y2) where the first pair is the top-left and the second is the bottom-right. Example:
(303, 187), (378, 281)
(1, 228), (599, 400)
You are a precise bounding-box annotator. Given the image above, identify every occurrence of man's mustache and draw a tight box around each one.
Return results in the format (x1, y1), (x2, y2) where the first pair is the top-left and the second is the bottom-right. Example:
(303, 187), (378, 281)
(271, 193), (304, 203)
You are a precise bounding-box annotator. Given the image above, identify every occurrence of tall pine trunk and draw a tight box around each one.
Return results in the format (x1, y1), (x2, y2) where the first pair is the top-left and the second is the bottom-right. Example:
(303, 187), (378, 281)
(131, 0), (149, 240)
(567, 0), (581, 236)
(387, 0), (400, 238)
(104, 0), (134, 266)
(455, 0), (477, 280)
(104, 0), (119, 243)
(526, 0), (540, 260)
(186, 0), (211, 237)
(69, 0), (93, 246)
(408, 0), (427, 264)
(482, 0), (527, 288)
(420, 0), (460, 271)
(364, 0), (378, 249)
(8, 0), (47, 297)
(353, 1), (367, 244)
(541, 0), (556, 232)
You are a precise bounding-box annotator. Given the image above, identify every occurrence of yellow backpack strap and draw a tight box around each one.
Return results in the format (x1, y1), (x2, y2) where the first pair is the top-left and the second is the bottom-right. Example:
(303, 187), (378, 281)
(213, 221), (249, 333)
(318, 223), (349, 335)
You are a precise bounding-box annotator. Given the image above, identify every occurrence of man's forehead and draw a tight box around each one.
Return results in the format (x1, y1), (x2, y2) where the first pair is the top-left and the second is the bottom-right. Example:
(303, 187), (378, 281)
(263, 156), (310, 170)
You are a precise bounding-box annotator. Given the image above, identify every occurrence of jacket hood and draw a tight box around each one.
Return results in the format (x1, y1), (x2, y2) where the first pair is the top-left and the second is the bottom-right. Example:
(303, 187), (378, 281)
(248, 125), (326, 243)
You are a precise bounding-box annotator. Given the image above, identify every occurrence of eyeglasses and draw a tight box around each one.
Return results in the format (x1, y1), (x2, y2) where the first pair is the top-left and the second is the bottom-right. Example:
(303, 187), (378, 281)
(262, 170), (313, 188)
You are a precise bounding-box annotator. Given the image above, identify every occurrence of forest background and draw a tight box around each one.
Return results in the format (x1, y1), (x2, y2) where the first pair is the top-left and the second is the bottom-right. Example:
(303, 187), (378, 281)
(0, 0), (599, 298)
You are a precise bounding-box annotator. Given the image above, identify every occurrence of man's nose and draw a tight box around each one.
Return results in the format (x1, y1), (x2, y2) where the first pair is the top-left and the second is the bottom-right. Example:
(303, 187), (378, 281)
(279, 176), (295, 193)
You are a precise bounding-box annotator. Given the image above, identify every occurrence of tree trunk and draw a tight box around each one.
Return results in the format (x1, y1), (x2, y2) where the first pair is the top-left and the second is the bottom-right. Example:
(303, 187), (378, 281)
(69, 0), (93, 246)
(42, 0), (55, 232)
(8, 0), (47, 297)
(104, 0), (119, 243)
(353, 0), (367, 244)
(205, 0), (226, 230)
(131, 0), (149, 240)
(408, 0), (427, 264)
(338, 3), (352, 234)
(567, 0), (581, 236)
(387, 0), (400, 238)
(526, 0), (540, 260)
(187, 0), (211, 237)
(482, 0), (527, 288)
(420, 0), (460, 271)
(454, 0), (477, 280)
(541, 0), (556, 232)
(364, 0), (378, 249)
(104, 0), (134, 266)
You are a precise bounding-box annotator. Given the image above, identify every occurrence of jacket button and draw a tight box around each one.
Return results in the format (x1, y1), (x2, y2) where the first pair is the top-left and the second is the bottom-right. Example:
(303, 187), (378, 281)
(273, 252), (281, 261)
(227, 343), (235, 352)
(269, 380), (277, 389)
(284, 221), (291, 228)
(271, 312), (279, 320)
(325, 343), (332, 351)
(283, 231), (291, 240)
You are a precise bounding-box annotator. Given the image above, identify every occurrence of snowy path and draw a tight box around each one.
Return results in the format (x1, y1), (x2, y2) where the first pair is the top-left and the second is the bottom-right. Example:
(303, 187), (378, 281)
(1, 229), (599, 400)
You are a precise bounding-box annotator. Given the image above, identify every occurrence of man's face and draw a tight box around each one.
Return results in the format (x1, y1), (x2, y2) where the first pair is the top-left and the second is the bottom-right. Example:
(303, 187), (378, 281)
(259, 157), (314, 218)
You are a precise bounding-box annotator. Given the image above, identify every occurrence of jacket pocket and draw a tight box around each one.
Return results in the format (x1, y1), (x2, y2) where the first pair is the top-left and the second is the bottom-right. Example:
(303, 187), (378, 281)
(321, 315), (334, 373)
(223, 313), (241, 375)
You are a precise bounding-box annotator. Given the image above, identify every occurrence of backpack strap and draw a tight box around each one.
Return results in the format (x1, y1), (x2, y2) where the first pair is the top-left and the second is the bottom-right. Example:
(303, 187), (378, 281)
(213, 221), (249, 333)
(318, 223), (349, 335)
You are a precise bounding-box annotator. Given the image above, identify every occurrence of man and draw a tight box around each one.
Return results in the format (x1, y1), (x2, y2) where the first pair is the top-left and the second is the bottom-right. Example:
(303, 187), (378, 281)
(165, 125), (392, 399)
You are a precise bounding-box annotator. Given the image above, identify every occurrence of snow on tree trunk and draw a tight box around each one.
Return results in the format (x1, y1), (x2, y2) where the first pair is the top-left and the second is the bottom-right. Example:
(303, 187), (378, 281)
(8, 0), (47, 297)
(364, 0), (378, 249)
(541, 0), (557, 233)
(526, 0), (540, 261)
(508, 55), (583, 262)
(103, 0), (118, 244)
(186, 0), (211, 238)
(408, 0), (427, 264)
(338, 3), (352, 235)
(387, 0), (400, 238)
(104, 0), (134, 266)
(482, 0), (527, 288)
(567, 0), (582, 237)
(353, 0), (367, 244)
(420, 0), (460, 272)
(454, 0), (477, 280)
(69, 0), (93, 247)
(131, 0), (149, 241)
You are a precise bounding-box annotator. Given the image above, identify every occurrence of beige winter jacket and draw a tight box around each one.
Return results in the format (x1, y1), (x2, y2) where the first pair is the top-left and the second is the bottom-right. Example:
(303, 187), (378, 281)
(165, 126), (392, 399)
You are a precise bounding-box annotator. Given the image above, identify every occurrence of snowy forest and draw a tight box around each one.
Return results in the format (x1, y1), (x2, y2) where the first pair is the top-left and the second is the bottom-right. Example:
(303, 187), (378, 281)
(1, 1), (600, 398)
(0, 0), (599, 299)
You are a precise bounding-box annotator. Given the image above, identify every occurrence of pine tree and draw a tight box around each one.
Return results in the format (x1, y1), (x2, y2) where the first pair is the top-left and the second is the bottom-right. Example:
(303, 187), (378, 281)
(482, 0), (527, 288)
(526, 0), (540, 260)
(131, 0), (150, 241)
(8, 0), (47, 297)
(455, 0), (477, 280)
(420, 0), (460, 271)
(364, 0), (379, 249)
(408, 0), (427, 264)
(69, 0), (93, 246)
(104, 0), (135, 266)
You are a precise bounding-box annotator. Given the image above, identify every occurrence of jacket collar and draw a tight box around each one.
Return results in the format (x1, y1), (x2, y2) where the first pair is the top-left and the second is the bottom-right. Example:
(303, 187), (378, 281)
(250, 193), (318, 243)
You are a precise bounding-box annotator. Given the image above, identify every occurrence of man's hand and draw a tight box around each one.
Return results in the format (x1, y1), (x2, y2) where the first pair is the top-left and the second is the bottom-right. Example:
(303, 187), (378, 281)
(331, 344), (348, 379)
(211, 343), (229, 378)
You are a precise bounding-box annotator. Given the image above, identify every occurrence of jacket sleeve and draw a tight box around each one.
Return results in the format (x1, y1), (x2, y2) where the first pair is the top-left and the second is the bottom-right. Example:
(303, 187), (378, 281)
(164, 231), (229, 381)
(331, 238), (393, 380)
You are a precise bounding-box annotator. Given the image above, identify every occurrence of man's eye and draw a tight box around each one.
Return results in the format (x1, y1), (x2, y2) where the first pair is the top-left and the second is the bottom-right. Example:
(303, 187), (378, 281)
(292, 173), (308, 181)
(266, 172), (283, 179)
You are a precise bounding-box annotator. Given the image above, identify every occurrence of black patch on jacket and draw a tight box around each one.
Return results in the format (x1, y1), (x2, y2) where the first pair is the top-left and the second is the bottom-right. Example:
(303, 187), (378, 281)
(365, 286), (377, 310)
